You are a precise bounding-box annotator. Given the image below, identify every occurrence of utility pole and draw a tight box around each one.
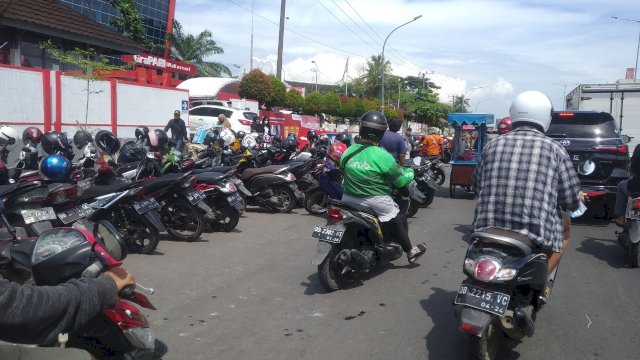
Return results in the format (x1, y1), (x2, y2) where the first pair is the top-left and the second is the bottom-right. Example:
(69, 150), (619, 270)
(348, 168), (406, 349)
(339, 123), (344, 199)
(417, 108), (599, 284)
(276, 0), (286, 80)
(249, 0), (254, 70)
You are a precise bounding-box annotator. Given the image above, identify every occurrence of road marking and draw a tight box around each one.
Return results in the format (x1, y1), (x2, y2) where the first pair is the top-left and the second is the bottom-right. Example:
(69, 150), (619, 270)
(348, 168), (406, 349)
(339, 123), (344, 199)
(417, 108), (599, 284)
(586, 314), (592, 328)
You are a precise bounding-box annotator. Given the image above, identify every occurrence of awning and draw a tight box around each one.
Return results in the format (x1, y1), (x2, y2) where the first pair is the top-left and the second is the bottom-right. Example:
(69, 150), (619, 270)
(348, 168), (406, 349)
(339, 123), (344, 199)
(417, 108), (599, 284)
(447, 113), (494, 126)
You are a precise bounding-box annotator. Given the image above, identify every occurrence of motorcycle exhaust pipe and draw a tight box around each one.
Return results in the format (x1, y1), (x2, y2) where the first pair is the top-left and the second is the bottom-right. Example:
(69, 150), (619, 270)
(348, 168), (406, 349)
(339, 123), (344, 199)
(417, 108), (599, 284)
(338, 249), (371, 272)
(515, 307), (535, 337)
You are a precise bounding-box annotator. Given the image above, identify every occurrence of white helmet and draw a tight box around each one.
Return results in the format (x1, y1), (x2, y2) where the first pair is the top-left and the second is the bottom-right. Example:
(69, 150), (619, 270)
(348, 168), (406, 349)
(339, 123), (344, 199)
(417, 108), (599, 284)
(242, 134), (257, 149)
(509, 91), (554, 132)
(84, 143), (98, 160)
(220, 128), (235, 146)
(0, 126), (18, 151)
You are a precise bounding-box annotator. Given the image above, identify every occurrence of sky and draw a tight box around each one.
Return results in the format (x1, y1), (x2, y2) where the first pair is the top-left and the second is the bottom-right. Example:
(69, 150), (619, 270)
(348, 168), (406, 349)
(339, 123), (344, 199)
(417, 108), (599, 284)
(175, 0), (640, 117)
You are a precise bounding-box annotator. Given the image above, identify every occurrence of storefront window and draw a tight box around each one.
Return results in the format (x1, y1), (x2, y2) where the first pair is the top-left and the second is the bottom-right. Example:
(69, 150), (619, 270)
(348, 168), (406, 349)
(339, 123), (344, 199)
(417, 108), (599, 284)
(20, 41), (44, 68)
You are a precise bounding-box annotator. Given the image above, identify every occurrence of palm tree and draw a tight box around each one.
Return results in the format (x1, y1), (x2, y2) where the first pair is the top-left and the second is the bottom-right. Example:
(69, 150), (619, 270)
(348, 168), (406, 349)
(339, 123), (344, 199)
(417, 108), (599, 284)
(169, 20), (231, 77)
(362, 54), (392, 98)
(452, 95), (470, 113)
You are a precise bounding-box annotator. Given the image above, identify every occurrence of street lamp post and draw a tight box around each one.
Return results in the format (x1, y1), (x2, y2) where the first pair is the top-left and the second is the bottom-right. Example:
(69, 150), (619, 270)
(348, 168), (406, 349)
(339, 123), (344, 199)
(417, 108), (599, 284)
(458, 86), (485, 112)
(612, 16), (640, 83)
(474, 98), (491, 112)
(311, 60), (318, 92)
(381, 15), (422, 109)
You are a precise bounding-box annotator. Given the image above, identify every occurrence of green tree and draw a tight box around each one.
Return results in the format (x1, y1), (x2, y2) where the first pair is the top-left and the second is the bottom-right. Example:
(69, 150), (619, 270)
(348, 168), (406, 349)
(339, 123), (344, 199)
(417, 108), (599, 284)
(403, 75), (440, 93)
(108, 0), (152, 49)
(169, 20), (230, 77)
(452, 95), (470, 113)
(383, 107), (399, 119)
(401, 89), (453, 125)
(323, 92), (341, 116)
(285, 89), (305, 110)
(268, 75), (287, 107)
(339, 96), (356, 118)
(238, 69), (273, 105)
(363, 54), (392, 99)
(303, 91), (326, 115)
(40, 40), (130, 128)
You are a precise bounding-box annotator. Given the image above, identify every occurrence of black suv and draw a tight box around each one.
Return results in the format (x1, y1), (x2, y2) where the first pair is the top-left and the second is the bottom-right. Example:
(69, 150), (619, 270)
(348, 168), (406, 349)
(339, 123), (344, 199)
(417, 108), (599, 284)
(546, 111), (629, 211)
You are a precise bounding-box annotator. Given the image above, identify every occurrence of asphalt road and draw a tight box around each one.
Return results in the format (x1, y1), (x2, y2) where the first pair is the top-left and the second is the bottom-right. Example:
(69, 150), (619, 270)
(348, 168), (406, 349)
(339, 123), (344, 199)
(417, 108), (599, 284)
(125, 180), (640, 360)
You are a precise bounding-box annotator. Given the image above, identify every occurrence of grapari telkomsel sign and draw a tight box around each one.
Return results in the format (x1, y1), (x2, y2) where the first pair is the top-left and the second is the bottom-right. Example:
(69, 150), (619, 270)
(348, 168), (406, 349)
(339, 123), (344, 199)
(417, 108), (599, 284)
(122, 54), (197, 76)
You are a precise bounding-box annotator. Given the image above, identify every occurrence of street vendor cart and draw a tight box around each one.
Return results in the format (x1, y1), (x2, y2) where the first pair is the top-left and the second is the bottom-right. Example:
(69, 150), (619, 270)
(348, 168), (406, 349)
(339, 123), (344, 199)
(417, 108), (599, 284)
(447, 113), (493, 198)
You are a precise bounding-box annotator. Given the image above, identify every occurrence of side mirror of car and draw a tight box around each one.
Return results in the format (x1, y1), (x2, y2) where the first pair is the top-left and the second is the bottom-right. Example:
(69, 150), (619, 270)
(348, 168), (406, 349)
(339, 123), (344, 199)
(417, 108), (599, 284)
(622, 135), (633, 144)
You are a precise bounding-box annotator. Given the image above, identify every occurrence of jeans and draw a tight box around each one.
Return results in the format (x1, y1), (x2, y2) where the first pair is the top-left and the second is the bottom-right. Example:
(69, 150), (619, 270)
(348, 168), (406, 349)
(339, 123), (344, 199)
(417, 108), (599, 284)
(615, 180), (630, 217)
(174, 138), (185, 152)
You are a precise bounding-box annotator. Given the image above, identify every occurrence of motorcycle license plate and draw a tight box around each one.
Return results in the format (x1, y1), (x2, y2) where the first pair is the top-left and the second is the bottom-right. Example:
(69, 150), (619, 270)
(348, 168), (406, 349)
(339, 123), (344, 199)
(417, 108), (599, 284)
(227, 192), (242, 206)
(57, 203), (94, 224)
(311, 225), (345, 244)
(21, 207), (57, 224)
(133, 198), (160, 214)
(454, 284), (510, 316)
(186, 190), (206, 205)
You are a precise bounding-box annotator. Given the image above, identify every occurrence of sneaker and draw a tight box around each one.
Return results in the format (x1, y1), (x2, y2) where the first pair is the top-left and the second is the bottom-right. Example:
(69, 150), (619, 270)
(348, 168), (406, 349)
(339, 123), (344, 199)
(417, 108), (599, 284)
(407, 243), (427, 263)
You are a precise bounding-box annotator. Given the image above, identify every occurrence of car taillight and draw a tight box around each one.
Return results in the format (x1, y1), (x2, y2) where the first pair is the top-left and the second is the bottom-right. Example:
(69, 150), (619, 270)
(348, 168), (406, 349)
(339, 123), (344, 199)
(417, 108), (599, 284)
(558, 112), (575, 117)
(633, 199), (640, 211)
(592, 145), (628, 154)
(238, 119), (252, 126)
(327, 207), (344, 224)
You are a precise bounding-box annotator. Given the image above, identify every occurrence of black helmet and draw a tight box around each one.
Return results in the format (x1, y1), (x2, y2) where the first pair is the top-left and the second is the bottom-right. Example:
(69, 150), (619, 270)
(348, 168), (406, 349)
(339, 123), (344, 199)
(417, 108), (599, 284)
(135, 126), (150, 142)
(41, 131), (71, 155)
(118, 141), (144, 163)
(359, 111), (387, 142)
(272, 136), (282, 145)
(307, 130), (318, 143)
(95, 130), (121, 154)
(284, 138), (297, 151)
(73, 130), (93, 150)
(236, 131), (246, 140)
(335, 132), (351, 147)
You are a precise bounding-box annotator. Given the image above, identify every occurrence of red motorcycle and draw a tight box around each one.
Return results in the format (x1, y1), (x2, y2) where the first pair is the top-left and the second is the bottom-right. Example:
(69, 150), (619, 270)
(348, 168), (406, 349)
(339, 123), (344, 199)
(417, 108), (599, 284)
(29, 220), (167, 359)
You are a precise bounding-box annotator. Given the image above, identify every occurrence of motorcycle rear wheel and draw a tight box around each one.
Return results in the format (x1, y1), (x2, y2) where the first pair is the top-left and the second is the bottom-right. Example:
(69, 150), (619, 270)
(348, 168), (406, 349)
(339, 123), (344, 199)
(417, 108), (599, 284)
(213, 204), (241, 232)
(273, 186), (296, 213)
(163, 199), (204, 242)
(304, 189), (328, 215)
(406, 198), (419, 218)
(466, 319), (503, 360)
(318, 247), (346, 292)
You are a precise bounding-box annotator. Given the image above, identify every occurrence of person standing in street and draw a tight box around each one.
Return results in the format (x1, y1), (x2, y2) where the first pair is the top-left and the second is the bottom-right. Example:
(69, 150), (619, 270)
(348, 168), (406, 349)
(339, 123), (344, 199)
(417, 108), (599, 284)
(404, 127), (413, 155)
(420, 127), (443, 161)
(379, 117), (408, 165)
(217, 114), (233, 131)
(164, 110), (189, 151)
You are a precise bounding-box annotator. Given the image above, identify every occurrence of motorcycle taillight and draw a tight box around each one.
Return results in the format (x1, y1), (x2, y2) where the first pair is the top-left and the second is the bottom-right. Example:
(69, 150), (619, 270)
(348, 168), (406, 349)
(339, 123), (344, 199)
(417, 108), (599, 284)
(633, 199), (640, 211)
(475, 259), (498, 281)
(327, 207), (343, 224)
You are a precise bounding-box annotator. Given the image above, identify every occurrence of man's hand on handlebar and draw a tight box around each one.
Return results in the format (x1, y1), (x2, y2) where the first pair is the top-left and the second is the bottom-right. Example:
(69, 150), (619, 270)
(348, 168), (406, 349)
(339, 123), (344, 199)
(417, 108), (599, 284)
(105, 267), (136, 292)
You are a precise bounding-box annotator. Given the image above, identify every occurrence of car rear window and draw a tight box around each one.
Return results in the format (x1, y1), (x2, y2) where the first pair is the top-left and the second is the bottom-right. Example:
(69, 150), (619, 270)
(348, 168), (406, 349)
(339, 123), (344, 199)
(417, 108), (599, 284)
(243, 112), (257, 120)
(547, 112), (618, 139)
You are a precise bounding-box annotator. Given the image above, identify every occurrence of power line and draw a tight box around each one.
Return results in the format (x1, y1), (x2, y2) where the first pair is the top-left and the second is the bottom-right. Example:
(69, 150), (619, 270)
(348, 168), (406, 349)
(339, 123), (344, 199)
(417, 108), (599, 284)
(313, 0), (380, 55)
(342, 0), (427, 73)
(224, 0), (365, 57)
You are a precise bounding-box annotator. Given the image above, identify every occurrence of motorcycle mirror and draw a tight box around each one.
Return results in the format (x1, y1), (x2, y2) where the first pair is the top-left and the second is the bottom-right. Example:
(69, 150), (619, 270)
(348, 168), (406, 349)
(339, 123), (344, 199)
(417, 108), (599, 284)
(93, 220), (128, 261)
(412, 157), (422, 166)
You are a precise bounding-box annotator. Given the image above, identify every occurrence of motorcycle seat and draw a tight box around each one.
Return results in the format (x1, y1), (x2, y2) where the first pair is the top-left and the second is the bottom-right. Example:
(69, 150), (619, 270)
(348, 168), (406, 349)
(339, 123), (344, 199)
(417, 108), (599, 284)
(471, 228), (533, 255)
(329, 200), (376, 216)
(193, 165), (234, 174)
(80, 182), (137, 200)
(140, 173), (188, 193)
(0, 184), (19, 197)
(240, 165), (287, 180)
(194, 172), (227, 183)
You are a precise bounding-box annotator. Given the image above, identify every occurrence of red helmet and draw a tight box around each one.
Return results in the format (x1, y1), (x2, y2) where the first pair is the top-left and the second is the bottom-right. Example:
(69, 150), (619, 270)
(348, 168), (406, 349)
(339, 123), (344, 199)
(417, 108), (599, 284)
(498, 117), (512, 135)
(22, 126), (43, 145)
(327, 141), (348, 162)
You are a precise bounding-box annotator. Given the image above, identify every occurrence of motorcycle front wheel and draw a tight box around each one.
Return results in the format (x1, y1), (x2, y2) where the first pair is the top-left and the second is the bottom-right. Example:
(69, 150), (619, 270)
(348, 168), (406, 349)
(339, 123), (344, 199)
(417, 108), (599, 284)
(212, 204), (241, 232)
(417, 187), (435, 208)
(406, 198), (419, 218)
(162, 199), (204, 242)
(466, 318), (503, 360)
(433, 167), (446, 186)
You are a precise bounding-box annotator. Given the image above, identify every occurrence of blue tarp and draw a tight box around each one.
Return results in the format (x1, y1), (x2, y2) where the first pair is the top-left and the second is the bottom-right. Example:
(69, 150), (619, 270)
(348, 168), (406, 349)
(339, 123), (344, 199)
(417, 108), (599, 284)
(447, 113), (494, 126)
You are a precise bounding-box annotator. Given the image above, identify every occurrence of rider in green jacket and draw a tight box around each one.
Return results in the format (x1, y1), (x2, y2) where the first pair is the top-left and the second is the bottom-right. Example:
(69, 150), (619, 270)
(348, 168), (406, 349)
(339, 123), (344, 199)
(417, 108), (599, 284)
(340, 111), (427, 263)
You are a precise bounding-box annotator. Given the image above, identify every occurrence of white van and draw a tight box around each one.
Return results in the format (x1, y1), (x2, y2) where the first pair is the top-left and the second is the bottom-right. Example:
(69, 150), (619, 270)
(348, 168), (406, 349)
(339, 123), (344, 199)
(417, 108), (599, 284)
(188, 105), (257, 133)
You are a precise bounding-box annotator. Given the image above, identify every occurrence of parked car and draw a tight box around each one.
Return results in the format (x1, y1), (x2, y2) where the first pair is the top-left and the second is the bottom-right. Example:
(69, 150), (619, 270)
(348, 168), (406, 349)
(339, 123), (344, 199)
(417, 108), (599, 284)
(189, 105), (257, 133)
(546, 111), (629, 216)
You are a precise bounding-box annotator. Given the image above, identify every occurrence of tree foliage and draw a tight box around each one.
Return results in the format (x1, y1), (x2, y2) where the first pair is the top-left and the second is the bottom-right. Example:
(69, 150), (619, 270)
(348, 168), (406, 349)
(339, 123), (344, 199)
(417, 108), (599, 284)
(303, 91), (326, 115)
(238, 69), (273, 105)
(323, 92), (341, 116)
(268, 75), (287, 107)
(108, 0), (152, 49)
(452, 95), (470, 113)
(169, 20), (231, 77)
(362, 54), (392, 99)
(285, 89), (305, 110)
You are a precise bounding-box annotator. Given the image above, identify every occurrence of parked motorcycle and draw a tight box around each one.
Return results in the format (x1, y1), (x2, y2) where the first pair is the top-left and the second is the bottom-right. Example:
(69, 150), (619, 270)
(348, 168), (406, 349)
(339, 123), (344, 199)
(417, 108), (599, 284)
(616, 196), (640, 267)
(428, 158), (446, 186)
(29, 220), (167, 359)
(411, 157), (438, 208)
(453, 229), (557, 360)
(193, 171), (245, 232)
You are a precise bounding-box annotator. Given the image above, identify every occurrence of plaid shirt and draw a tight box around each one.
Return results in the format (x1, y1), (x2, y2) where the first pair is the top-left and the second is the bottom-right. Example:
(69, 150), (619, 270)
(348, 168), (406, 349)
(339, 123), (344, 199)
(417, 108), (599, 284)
(472, 126), (581, 252)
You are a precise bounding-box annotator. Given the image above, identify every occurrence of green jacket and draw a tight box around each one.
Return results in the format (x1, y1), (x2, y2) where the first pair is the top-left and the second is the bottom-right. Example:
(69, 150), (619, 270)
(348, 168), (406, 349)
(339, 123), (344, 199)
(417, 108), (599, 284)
(339, 144), (414, 197)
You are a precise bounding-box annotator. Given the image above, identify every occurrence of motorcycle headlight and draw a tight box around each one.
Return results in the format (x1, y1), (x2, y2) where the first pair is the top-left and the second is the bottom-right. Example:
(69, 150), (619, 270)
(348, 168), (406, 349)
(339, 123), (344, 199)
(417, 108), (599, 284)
(123, 327), (155, 350)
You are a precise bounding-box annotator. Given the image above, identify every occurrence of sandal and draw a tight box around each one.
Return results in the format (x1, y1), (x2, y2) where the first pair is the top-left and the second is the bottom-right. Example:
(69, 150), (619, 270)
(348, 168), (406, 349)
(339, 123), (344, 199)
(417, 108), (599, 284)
(614, 218), (625, 228)
(407, 243), (427, 263)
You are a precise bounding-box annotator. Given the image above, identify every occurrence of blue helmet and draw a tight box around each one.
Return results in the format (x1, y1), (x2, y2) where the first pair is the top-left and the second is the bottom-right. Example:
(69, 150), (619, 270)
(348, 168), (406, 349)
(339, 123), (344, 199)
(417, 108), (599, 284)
(39, 154), (71, 182)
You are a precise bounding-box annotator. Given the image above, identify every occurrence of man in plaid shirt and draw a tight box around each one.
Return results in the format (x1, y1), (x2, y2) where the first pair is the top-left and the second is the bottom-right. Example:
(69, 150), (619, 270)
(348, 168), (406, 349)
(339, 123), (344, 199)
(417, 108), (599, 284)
(472, 91), (584, 287)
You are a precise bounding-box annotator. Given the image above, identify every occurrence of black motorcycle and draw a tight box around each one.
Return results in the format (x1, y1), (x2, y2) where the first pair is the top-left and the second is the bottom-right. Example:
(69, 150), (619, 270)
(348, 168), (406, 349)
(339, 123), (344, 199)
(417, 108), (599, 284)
(192, 170), (246, 232)
(616, 196), (640, 267)
(453, 229), (556, 360)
